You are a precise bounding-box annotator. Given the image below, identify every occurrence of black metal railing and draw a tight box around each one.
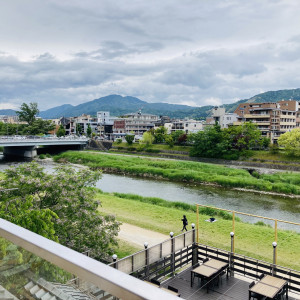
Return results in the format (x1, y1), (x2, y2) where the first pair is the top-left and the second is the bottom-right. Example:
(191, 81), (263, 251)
(196, 243), (300, 294)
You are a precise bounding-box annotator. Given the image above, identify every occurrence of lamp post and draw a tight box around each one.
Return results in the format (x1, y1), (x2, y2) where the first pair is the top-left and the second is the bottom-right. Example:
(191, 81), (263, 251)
(112, 254), (118, 269)
(144, 242), (148, 249)
(170, 232), (175, 275)
(230, 232), (235, 276)
(272, 242), (277, 276)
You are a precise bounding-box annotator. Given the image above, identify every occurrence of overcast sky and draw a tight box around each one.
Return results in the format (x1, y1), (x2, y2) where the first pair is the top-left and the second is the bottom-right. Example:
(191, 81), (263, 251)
(1, 0), (300, 110)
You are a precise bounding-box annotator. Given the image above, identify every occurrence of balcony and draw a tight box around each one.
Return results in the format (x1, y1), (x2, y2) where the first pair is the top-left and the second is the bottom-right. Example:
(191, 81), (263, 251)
(244, 114), (270, 119)
(2, 217), (300, 300)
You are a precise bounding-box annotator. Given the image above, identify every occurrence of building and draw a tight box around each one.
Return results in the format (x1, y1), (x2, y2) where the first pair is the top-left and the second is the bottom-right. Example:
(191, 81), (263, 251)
(115, 112), (158, 136)
(164, 119), (203, 134)
(206, 107), (238, 129)
(234, 100), (299, 142)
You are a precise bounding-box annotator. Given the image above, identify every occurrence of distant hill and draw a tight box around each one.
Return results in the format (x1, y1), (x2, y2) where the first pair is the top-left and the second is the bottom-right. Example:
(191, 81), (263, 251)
(224, 88), (300, 113)
(8, 88), (300, 120)
(39, 95), (198, 119)
(0, 109), (16, 116)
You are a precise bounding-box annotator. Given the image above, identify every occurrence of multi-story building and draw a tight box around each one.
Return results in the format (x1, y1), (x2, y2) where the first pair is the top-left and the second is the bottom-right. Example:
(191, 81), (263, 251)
(234, 100), (299, 142)
(205, 107), (238, 129)
(117, 112), (158, 135)
(164, 119), (203, 134)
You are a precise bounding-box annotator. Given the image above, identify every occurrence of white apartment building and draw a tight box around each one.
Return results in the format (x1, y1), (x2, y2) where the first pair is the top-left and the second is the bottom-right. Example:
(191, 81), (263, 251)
(164, 119), (203, 134)
(209, 107), (238, 128)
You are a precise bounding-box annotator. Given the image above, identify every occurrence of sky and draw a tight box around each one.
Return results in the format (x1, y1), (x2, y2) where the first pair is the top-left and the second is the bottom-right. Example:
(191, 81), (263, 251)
(1, 0), (300, 111)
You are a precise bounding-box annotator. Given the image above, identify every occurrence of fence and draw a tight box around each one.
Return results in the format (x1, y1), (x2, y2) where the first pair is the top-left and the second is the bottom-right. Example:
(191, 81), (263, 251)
(109, 229), (195, 280)
(197, 243), (300, 295)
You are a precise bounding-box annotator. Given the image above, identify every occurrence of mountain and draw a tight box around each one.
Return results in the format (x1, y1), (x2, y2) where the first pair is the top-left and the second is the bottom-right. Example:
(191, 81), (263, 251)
(0, 109), (17, 116)
(39, 95), (197, 119)
(38, 104), (73, 119)
(22, 88), (300, 119)
(224, 88), (300, 113)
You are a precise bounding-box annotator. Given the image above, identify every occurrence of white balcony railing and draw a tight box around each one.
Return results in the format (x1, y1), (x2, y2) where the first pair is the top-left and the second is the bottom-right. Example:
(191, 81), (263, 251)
(0, 218), (178, 300)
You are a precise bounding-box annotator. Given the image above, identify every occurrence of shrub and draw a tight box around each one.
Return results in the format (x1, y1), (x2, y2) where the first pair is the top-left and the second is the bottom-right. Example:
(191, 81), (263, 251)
(116, 138), (122, 144)
(39, 154), (46, 159)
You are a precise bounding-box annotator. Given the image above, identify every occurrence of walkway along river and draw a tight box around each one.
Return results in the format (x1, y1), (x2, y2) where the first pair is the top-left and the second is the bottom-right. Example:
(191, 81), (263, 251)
(1, 157), (299, 231)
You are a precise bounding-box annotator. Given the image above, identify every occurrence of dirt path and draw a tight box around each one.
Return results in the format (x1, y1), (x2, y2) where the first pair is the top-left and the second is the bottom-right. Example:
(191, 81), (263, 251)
(118, 223), (169, 248)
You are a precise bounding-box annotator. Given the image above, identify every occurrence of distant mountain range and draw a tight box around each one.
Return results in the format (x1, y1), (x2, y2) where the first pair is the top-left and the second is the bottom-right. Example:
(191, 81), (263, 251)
(0, 109), (16, 116)
(1, 88), (300, 119)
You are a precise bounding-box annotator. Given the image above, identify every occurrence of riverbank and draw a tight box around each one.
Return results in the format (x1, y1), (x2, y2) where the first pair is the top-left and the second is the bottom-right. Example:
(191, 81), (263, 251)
(97, 191), (300, 270)
(54, 151), (300, 196)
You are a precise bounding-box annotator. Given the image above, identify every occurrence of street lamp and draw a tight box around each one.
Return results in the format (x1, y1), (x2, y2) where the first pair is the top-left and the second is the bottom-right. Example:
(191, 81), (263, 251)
(272, 241), (277, 276)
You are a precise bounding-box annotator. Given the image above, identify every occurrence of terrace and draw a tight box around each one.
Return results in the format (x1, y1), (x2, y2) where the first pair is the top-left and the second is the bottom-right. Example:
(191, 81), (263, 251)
(1, 207), (300, 300)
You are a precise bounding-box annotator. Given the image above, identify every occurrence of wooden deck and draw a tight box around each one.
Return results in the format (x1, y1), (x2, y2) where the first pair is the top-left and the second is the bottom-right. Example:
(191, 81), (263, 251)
(161, 267), (299, 299)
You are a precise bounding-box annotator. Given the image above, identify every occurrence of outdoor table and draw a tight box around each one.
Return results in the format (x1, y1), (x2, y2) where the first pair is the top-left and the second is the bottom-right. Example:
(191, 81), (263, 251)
(191, 259), (229, 290)
(249, 275), (288, 299)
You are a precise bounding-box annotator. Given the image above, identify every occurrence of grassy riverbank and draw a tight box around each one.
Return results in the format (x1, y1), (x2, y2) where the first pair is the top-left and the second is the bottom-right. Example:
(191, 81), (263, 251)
(97, 191), (300, 270)
(54, 151), (300, 195)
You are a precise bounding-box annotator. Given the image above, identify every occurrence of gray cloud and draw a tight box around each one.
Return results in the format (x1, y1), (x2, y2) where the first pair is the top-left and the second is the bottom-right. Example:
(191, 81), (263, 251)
(0, 0), (300, 110)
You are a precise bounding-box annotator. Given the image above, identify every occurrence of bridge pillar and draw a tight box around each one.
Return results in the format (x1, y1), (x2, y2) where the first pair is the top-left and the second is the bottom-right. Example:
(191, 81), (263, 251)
(3, 146), (37, 159)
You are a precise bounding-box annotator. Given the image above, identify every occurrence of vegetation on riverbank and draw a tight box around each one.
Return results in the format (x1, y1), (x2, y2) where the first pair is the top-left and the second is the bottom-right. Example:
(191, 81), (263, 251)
(96, 191), (300, 270)
(54, 151), (300, 195)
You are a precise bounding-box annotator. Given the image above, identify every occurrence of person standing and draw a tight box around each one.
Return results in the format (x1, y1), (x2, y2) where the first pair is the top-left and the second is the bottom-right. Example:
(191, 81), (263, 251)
(181, 215), (188, 231)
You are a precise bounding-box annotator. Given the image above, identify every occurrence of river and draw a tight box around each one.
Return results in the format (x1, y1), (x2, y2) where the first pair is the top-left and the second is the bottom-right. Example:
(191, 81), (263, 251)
(1, 157), (299, 231)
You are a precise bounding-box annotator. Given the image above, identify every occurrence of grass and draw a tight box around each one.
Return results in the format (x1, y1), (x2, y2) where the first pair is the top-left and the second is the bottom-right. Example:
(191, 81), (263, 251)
(115, 239), (141, 258)
(249, 150), (300, 163)
(54, 151), (300, 195)
(97, 191), (300, 270)
(112, 142), (192, 153)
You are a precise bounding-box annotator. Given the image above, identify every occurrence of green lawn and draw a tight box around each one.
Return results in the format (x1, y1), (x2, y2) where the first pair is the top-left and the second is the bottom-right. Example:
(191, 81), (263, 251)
(97, 192), (300, 270)
(54, 151), (300, 195)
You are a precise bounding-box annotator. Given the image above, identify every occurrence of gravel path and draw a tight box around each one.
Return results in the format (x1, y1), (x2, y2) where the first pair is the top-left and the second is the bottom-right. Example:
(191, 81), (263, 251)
(118, 223), (169, 248)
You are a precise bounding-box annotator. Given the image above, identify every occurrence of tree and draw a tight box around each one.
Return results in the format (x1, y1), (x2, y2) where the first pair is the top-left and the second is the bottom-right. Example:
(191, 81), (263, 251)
(154, 126), (167, 143)
(76, 123), (83, 136)
(56, 124), (66, 137)
(23, 119), (55, 135)
(0, 162), (120, 260)
(140, 131), (154, 146)
(278, 128), (300, 157)
(87, 123), (92, 137)
(223, 122), (262, 151)
(165, 135), (174, 147)
(125, 133), (135, 145)
(16, 102), (39, 125)
(171, 130), (185, 145)
(190, 124), (227, 158)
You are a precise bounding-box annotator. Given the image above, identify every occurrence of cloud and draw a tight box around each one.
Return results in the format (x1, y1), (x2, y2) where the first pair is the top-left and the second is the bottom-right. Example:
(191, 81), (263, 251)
(0, 0), (300, 110)
(0, 103), (18, 110)
(74, 41), (164, 60)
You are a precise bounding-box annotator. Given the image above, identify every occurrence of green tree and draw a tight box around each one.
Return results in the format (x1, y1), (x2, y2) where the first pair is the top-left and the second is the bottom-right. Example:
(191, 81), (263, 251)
(190, 124), (228, 158)
(223, 122), (262, 151)
(56, 124), (66, 137)
(140, 131), (154, 146)
(165, 135), (174, 147)
(23, 119), (55, 135)
(171, 130), (185, 145)
(278, 128), (300, 157)
(125, 133), (135, 145)
(154, 126), (167, 143)
(16, 102), (39, 125)
(87, 123), (92, 137)
(1, 162), (120, 260)
(76, 123), (83, 136)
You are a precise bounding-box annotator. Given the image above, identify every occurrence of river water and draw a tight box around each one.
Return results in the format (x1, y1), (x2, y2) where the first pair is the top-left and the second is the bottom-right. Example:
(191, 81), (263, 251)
(1, 157), (299, 231)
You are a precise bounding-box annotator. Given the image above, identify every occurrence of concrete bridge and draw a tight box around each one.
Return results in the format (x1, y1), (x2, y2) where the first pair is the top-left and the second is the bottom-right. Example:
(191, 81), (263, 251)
(0, 136), (89, 158)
